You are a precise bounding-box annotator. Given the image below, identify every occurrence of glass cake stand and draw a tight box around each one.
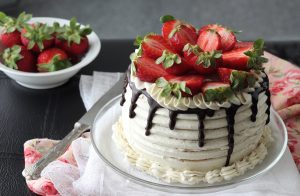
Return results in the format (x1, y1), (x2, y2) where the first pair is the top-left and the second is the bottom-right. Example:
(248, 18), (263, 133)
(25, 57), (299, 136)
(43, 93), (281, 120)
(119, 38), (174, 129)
(91, 95), (287, 194)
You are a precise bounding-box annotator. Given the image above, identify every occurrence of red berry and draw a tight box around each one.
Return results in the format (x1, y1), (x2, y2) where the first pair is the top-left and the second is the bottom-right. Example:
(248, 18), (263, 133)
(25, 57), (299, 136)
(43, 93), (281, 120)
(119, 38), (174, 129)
(221, 47), (251, 70)
(197, 29), (221, 52)
(139, 34), (175, 59)
(2, 45), (36, 72)
(165, 74), (204, 95)
(0, 30), (22, 47)
(160, 15), (197, 52)
(134, 56), (169, 82)
(234, 42), (253, 49)
(21, 24), (54, 53)
(55, 36), (89, 57)
(37, 48), (72, 72)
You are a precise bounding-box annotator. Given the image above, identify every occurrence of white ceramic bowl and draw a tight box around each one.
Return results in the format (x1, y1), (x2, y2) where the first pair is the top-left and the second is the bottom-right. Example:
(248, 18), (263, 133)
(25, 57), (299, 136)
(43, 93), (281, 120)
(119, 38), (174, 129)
(0, 17), (101, 89)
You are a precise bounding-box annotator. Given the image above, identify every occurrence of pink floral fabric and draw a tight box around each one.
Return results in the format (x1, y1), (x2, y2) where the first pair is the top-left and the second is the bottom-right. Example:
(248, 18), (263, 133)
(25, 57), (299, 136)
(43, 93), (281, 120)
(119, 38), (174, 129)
(264, 52), (300, 171)
(24, 139), (77, 196)
(23, 52), (300, 195)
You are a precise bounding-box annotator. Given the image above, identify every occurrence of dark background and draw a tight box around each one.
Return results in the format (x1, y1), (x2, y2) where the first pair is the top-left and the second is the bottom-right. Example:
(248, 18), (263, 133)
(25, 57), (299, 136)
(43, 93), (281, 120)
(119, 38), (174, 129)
(2, 0), (300, 41)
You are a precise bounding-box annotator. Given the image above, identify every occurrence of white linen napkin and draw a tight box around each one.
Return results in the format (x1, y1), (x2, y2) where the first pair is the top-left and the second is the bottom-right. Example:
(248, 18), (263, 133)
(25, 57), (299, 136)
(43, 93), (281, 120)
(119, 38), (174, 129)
(41, 71), (300, 196)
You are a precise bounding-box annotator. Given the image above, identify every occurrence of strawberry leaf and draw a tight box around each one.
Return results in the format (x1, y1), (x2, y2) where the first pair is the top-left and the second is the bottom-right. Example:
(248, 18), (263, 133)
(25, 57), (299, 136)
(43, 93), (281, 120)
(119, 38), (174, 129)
(196, 50), (222, 67)
(55, 17), (92, 46)
(160, 15), (175, 23)
(37, 54), (72, 72)
(155, 77), (191, 99)
(244, 38), (268, 70)
(230, 70), (257, 91)
(183, 43), (201, 56)
(204, 86), (233, 102)
(2, 45), (23, 70)
(155, 50), (181, 68)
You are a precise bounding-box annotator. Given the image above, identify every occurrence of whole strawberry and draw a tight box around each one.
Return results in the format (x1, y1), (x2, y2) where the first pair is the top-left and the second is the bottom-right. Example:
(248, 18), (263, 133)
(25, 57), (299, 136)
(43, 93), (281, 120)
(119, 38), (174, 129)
(21, 23), (55, 52)
(37, 48), (72, 72)
(0, 12), (32, 47)
(2, 45), (36, 72)
(55, 18), (92, 57)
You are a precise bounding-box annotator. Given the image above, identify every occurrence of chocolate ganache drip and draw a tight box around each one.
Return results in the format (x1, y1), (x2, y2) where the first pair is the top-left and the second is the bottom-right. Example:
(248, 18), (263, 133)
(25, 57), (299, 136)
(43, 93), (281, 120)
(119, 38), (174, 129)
(225, 104), (241, 166)
(249, 74), (271, 124)
(169, 109), (214, 147)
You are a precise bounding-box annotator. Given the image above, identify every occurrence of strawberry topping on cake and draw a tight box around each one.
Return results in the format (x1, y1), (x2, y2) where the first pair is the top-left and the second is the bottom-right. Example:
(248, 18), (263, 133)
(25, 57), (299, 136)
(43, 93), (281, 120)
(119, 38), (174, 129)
(131, 15), (268, 102)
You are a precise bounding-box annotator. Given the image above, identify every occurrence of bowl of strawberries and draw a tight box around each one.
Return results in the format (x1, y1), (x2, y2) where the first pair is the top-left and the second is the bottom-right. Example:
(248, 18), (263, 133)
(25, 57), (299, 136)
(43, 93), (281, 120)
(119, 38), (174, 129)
(0, 12), (100, 89)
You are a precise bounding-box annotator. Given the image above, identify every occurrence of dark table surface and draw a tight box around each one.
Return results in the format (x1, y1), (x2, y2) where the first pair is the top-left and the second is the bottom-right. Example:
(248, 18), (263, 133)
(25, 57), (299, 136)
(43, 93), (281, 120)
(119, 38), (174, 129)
(0, 39), (299, 195)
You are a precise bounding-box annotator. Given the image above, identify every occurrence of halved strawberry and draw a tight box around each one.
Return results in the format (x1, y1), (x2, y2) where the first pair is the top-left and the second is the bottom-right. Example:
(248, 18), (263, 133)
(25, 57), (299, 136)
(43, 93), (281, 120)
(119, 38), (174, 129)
(221, 39), (268, 71)
(134, 56), (169, 82)
(183, 43), (221, 74)
(216, 26), (236, 51)
(160, 15), (197, 52)
(163, 58), (191, 75)
(164, 74), (204, 95)
(197, 29), (221, 52)
(201, 82), (234, 102)
(21, 23), (55, 52)
(2, 45), (36, 72)
(234, 41), (253, 49)
(134, 34), (182, 69)
(198, 24), (219, 34)
(217, 67), (256, 91)
(199, 24), (237, 52)
(0, 12), (32, 47)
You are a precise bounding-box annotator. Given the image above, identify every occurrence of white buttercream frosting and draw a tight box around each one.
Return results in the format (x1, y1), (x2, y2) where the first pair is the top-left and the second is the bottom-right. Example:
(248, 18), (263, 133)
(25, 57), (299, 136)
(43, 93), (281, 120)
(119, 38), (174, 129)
(113, 119), (272, 184)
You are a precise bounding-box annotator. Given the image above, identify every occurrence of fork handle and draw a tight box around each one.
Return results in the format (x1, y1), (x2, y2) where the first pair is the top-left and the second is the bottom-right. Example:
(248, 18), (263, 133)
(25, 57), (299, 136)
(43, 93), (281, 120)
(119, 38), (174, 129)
(22, 122), (90, 180)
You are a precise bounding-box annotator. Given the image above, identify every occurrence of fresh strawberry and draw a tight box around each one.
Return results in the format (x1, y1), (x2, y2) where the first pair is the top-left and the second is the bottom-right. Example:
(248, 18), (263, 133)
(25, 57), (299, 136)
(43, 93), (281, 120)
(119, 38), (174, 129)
(160, 15), (196, 41)
(0, 12), (31, 47)
(135, 34), (176, 59)
(2, 45), (36, 72)
(198, 24), (237, 51)
(160, 15), (197, 52)
(133, 56), (168, 82)
(37, 48), (72, 72)
(216, 26), (236, 51)
(197, 29), (221, 52)
(165, 75), (204, 95)
(163, 58), (191, 75)
(234, 41), (253, 49)
(183, 43), (221, 74)
(198, 24), (219, 34)
(201, 82), (234, 102)
(221, 39), (268, 70)
(134, 34), (182, 69)
(55, 18), (92, 57)
(21, 23), (54, 52)
(217, 67), (256, 91)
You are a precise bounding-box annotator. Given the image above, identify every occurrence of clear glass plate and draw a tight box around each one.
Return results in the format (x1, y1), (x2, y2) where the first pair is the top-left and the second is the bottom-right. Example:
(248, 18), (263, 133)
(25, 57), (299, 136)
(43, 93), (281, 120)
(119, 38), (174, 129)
(91, 95), (287, 194)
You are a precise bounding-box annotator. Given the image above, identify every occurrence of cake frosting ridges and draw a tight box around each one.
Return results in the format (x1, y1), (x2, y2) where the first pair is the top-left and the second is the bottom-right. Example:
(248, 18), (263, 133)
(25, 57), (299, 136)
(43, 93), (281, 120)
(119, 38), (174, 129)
(113, 15), (271, 184)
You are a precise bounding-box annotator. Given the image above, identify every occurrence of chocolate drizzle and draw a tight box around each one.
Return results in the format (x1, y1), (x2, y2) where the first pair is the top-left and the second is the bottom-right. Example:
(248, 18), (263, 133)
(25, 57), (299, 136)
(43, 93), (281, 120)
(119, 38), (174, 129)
(169, 109), (214, 147)
(249, 74), (271, 124)
(121, 70), (271, 167)
(225, 104), (240, 166)
(250, 87), (264, 122)
(145, 97), (162, 136)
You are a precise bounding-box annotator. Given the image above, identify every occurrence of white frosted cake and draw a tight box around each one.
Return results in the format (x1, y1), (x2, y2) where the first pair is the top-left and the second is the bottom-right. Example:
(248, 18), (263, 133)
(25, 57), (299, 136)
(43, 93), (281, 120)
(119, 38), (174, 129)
(113, 15), (272, 184)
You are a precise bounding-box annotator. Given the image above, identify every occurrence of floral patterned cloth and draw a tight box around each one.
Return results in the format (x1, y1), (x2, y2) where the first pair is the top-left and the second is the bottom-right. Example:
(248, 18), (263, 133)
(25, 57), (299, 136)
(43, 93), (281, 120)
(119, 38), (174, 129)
(23, 52), (300, 195)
